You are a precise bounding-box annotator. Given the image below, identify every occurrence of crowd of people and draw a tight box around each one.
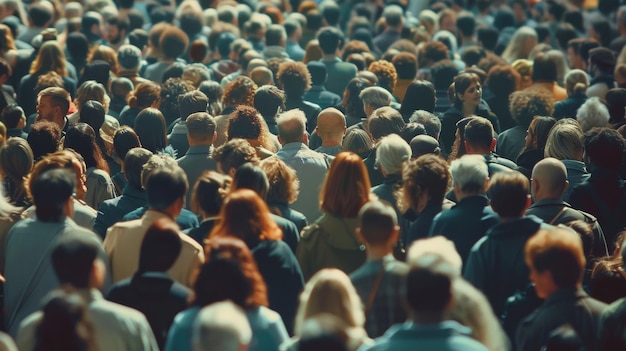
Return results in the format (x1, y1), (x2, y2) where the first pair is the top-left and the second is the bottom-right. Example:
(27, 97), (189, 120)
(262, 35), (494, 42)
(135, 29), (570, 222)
(0, 0), (625, 350)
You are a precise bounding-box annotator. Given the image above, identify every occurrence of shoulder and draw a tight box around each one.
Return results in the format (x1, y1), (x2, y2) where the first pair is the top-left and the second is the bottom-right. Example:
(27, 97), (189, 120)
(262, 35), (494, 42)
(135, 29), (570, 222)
(88, 168), (113, 182)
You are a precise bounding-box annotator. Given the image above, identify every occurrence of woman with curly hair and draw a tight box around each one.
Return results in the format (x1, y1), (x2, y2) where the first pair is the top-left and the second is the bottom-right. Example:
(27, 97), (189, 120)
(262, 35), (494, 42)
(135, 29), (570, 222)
(119, 82), (161, 127)
(18, 41), (76, 117)
(165, 236), (289, 351)
(342, 77), (372, 127)
(260, 157), (307, 232)
(227, 105), (279, 157)
(214, 76), (257, 147)
(367, 60), (398, 100)
(277, 61), (320, 134)
(64, 123), (116, 210)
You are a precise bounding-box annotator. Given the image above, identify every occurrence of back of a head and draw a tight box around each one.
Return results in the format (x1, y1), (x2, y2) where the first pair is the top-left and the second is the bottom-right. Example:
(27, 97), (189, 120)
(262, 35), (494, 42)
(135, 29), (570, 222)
(406, 255), (456, 315)
(532, 53), (558, 83)
(32, 168), (75, 222)
(576, 97), (609, 133)
(368, 106), (405, 141)
(450, 154), (489, 194)
(317, 27), (341, 55)
(464, 116), (495, 150)
(277, 109), (306, 144)
(233, 163), (270, 200)
(139, 218), (182, 272)
(359, 86), (392, 111)
(52, 235), (101, 289)
(584, 127), (625, 172)
(375, 133), (411, 175)
(531, 157), (568, 198)
(187, 112), (216, 142)
(509, 90), (554, 129)
(358, 200), (398, 246)
(193, 301), (252, 351)
(410, 135), (440, 159)
(79, 100), (105, 131)
(145, 166), (189, 211)
(254, 85), (285, 119)
(178, 90), (209, 121)
(124, 147), (153, 191)
(487, 171), (529, 218)
(2, 104), (25, 129)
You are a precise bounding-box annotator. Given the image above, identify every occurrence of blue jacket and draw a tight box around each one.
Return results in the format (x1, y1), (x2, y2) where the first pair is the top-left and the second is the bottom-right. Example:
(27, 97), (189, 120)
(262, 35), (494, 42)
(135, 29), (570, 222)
(94, 185), (147, 239)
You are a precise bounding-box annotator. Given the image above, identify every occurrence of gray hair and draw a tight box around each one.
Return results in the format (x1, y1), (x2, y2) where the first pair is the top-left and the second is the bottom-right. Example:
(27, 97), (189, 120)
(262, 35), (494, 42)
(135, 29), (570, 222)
(359, 86), (392, 110)
(376, 134), (411, 175)
(450, 154), (489, 194)
(277, 109), (307, 144)
(192, 301), (252, 351)
(576, 97), (609, 132)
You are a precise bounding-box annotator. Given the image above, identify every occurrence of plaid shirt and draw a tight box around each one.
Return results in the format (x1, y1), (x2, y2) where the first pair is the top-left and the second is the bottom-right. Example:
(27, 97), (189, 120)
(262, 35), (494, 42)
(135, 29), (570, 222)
(350, 255), (409, 338)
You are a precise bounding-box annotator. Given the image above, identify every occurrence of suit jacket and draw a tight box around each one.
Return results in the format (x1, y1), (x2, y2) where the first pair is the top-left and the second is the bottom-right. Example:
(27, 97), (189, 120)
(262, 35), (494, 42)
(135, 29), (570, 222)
(176, 145), (217, 208)
(168, 122), (190, 156)
(553, 93), (588, 120)
(94, 185), (147, 239)
(320, 57), (357, 96)
(104, 210), (204, 287)
(597, 297), (626, 351)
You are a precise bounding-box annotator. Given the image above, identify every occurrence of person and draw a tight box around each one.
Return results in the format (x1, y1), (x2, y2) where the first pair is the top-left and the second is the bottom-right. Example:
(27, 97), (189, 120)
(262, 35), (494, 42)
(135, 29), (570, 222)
(399, 154), (452, 246)
(597, 235), (626, 350)
(107, 218), (192, 348)
(429, 155), (500, 263)
(464, 171), (550, 317)
(553, 69), (589, 120)
(297, 151), (371, 280)
(526, 158), (608, 256)
(226, 105), (278, 158)
(392, 53), (418, 104)
(94, 148), (152, 239)
(277, 61), (321, 134)
(275, 109), (329, 222)
(176, 112), (218, 208)
(285, 269), (371, 351)
(185, 171), (230, 245)
(315, 108), (346, 156)
(103, 164), (204, 287)
(303, 61), (342, 109)
(317, 27), (357, 96)
(4, 169), (106, 336)
(0, 137), (33, 207)
(253, 85), (284, 136)
(64, 123), (116, 210)
(168, 90), (210, 156)
(516, 116), (557, 179)
(165, 237), (289, 351)
(134, 108), (169, 154)
(524, 52), (568, 102)
(464, 117), (518, 177)
(35, 87), (72, 136)
(342, 78), (372, 128)
(587, 47), (616, 101)
(484, 65), (521, 131)
(569, 128), (626, 251)
(119, 82), (161, 128)
(16, 234), (158, 351)
(350, 201), (408, 338)
(260, 157), (308, 233)
(363, 106), (406, 187)
(373, 5), (403, 53)
(399, 80), (436, 121)
(192, 301), (252, 351)
(516, 227), (607, 351)
(2, 105), (28, 140)
(363, 253), (488, 351)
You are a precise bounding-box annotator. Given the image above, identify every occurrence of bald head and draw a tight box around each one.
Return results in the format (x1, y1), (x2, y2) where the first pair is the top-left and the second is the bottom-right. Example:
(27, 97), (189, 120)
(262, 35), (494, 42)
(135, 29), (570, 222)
(531, 157), (569, 200)
(249, 66), (274, 86)
(316, 108), (346, 143)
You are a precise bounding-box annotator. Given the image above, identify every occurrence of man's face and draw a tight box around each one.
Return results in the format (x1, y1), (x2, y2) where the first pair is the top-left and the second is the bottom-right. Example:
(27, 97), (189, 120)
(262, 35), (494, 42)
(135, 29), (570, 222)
(36, 96), (57, 123)
(105, 24), (122, 44)
(567, 47), (583, 69)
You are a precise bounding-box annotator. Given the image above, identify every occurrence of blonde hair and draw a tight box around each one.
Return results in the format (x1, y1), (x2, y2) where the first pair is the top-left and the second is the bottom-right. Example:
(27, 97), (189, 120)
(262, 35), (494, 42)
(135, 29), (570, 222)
(544, 120), (584, 160)
(294, 268), (365, 336)
(502, 27), (538, 63)
(564, 69), (589, 95)
(30, 41), (67, 76)
(511, 59), (533, 89)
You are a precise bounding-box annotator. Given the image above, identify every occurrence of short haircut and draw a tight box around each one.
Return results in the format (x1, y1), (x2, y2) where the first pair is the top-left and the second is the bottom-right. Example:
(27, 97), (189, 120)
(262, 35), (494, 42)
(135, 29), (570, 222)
(464, 117), (495, 150)
(583, 127), (625, 172)
(382, 5), (403, 27)
(79, 100), (105, 131)
(159, 26), (189, 59)
(254, 85), (285, 119)
(532, 53), (558, 83)
(51, 236), (101, 289)
(317, 27), (342, 55)
(2, 104), (25, 129)
(187, 112), (216, 142)
(138, 218), (182, 272)
(487, 171), (529, 218)
(406, 257), (455, 314)
(32, 169), (75, 222)
(392, 52), (418, 80)
(450, 154), (489, 193)
(27, 120), (61, 160)
(478, 27), (498, 51)
(431, 60), (459, 90)
(212, 139), (260, 173)
(359, 86), (392, 110)
(358, 200), (398, 246)
(277, 109), (306, 144)
(124, 147), (153, 190)
(145, 166), (188, 210)
(178, 90), (208, 121)
(192, 301), (252, 351)
(107, 13), (130, 33)
(38, 87), (71, 116)
(576, 97), (609, 133)
(409, 110), (442, 139)
(368, 107), (405, 141)
(265, 24), (286, 46)
(456, 12), (475, 37)
(525, 228), (585, 288)
(110, 77), (134, 98)
(29, 3), (53, 27)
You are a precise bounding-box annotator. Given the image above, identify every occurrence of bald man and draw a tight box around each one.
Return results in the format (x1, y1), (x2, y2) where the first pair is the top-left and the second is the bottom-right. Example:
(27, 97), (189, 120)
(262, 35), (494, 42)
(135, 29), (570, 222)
(526, 158), (608, 256)
(314, 108), (346, 156)
(249, 66), (274, 86)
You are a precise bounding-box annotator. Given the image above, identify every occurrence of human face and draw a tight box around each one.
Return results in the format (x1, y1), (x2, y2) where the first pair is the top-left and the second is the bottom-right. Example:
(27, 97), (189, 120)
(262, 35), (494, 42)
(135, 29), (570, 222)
(529, 265), (555, 299)
(459, 82), (482, 108)
(71, 158), (88, 200)
(567, 47), (583, 69)
(36, 96), (56, 123)
(105, 24), (122, 44)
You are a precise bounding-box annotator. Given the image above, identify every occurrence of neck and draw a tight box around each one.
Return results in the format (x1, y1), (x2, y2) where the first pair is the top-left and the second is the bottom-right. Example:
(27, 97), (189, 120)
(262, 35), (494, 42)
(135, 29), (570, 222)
(463, 104), (476, 116)
(455, 191), (482, 202)
(188, 140), (212, 148)
(321, 139), (342, 147)
(323, 53), (336, 59)
(412, 312), (446, 325)
(366, 247), (393, 260)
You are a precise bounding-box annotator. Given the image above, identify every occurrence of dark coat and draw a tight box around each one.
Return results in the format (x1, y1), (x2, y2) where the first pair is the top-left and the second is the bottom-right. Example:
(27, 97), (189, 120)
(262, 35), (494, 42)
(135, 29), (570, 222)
(553, 93), (588, 120)
(286, 97), (321, 134)
(597, 297), (626, 350)
(269, 203), (308, 234)
(94, 185), (147, 239)
(107, 271), (191, 349)
(440, 105), (501, 156)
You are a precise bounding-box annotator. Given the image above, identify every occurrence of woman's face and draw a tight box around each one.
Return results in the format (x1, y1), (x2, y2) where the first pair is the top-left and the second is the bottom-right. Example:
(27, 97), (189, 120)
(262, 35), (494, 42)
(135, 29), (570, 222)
(459, 82), (482, 108)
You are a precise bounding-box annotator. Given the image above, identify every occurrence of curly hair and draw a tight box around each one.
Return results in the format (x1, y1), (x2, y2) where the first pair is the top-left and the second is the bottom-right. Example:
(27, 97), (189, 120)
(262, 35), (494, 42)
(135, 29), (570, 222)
(368, 60), (397, 92)
(128, 82), (161, 109)
(341, 40), (370, 61)
(159, 78), (194, 124)
(223, 76), (257, 107)
(260, 157), (300, 205)
(509, 90), (554, 129)
(196, 236), (268, 309)
(212, 138), (260, 173)
(276, 61), (311, 98)
(419, 41), (450, 67)
(227, 105), (275, 152)
(398, 154), (450, 212)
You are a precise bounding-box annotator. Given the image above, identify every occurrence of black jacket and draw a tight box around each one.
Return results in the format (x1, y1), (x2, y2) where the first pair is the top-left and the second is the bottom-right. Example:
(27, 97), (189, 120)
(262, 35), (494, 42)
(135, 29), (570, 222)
(440, 104), (501, 156)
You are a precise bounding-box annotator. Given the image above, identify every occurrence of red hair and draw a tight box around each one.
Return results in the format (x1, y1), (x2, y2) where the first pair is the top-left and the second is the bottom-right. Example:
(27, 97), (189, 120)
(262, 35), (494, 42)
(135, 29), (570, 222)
(210, 189), (282, 245)
(320, 152), (371, 217)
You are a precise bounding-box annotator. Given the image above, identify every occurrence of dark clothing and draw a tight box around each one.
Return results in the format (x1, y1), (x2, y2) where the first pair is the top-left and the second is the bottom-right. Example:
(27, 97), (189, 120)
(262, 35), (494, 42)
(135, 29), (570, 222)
(486, 95), (515, 131)
(286, 97), (321, 134)
(251, 239), (304, 335)
(516, 148), (544, 179)
(108, 96), (127, 118)
(372, 174), (411, 244)
(464, 215), (549, 316)
(372, 29), (401, 53)
(271, 214), (300, 253)
(553, 93), (588, 120)
(429, 195), (499, 263)
(434, 89), (452, 116)
(122, 207), (199, 231)
(569, 169), (626, 251)
(107, 271), (191, 349)
(118, 106), (141, 127)
(484, 152), (519, 175)
(526, 199), (608, 258)
(6, 128), (27, 139)
(496, 125), (526, 163)
(440, 105), (501, 156)
(94, 185), (147, 239)
(18, 74), (76, 117)
(364, 148), (385, 187)
(268, 203), (308, 234)
(406, 199), (446, 247)
(516, 288), (607, 351)
(597, 296), (626, 351)
(303, 85), (342, 109)
(590, 265), (626, 304)
(183, 218), (216, 246)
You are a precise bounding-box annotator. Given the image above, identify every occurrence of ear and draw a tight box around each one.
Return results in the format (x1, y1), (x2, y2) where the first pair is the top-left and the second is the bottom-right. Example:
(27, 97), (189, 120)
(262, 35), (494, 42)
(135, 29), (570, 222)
(278, 135), (284, 146)
(524, 194), (531, 211)
(211, 132), (217, 144)
(355, 227), (365, 244)
(389, 225), (400, 245)
(464, 140), (471, 153)
(490, 138), (496, 152)
(484, 177), (489, 190)
(562, 179), (569, 195)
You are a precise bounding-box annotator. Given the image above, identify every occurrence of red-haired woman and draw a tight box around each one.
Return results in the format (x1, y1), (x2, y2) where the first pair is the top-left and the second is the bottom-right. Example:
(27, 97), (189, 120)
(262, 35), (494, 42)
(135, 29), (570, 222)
(296, 151), (372, 280)
(210, 188), (304, 335)
(165, 236), (289, 351)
